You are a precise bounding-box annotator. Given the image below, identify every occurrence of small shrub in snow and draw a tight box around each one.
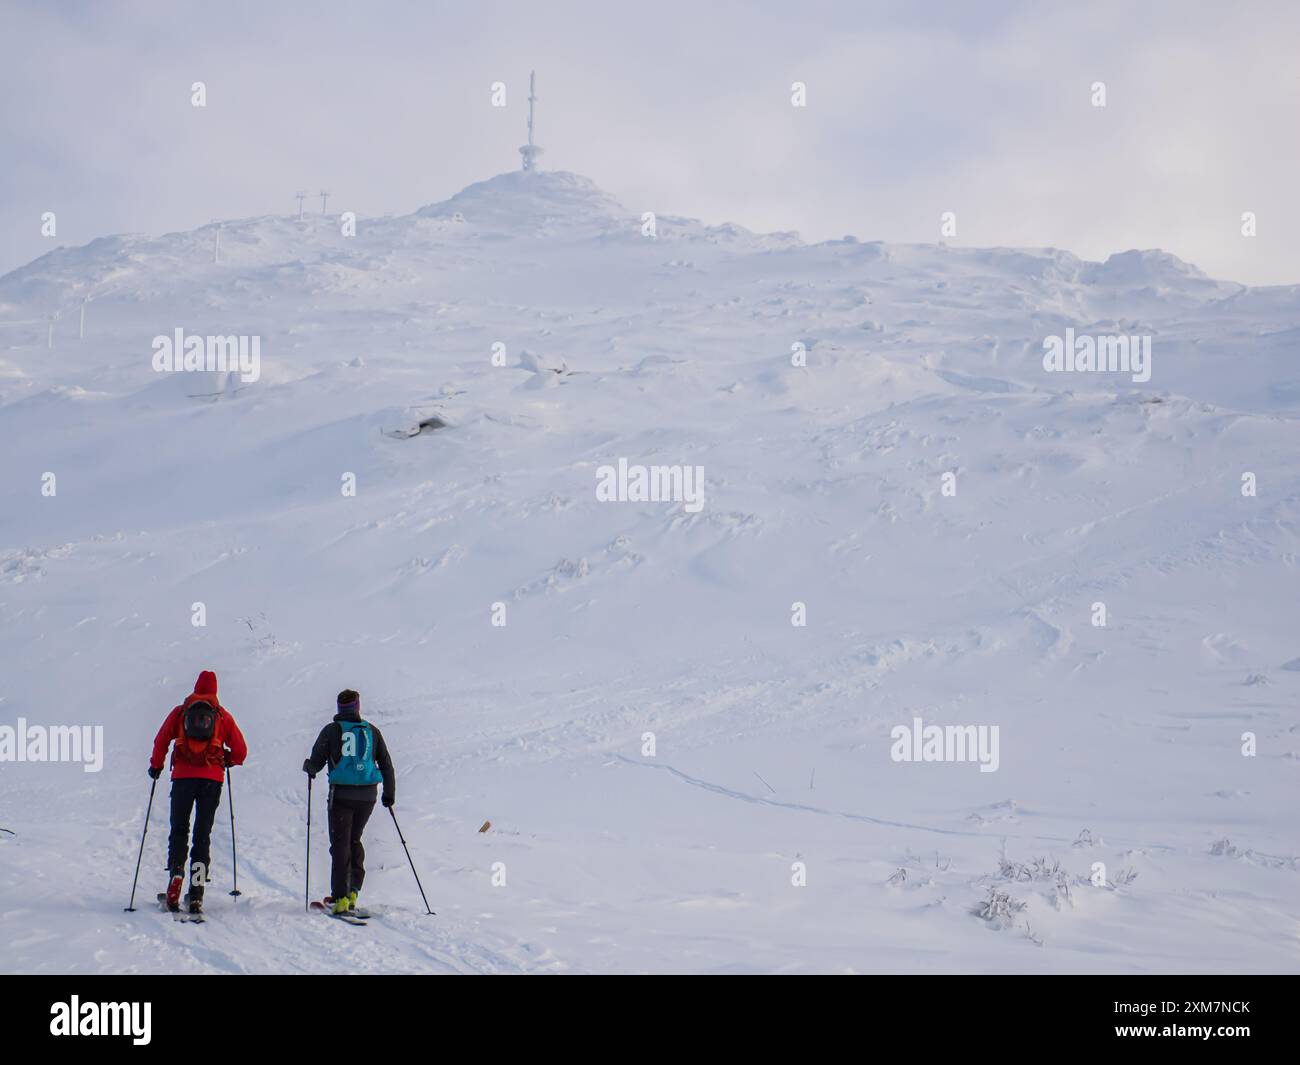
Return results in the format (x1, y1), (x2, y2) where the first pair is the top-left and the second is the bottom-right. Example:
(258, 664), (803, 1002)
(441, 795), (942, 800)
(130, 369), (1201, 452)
(975, 887), (1026, 927)
(1208, 839), (1299, 871)
(1053, 872), (1073, 908)
(999, 854), (1063, 882)
(997, 851), (1074, 910)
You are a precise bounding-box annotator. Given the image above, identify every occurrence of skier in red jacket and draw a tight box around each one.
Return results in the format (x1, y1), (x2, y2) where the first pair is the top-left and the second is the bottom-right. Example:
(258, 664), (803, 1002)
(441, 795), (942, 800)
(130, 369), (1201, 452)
(149, 670), (248, 914)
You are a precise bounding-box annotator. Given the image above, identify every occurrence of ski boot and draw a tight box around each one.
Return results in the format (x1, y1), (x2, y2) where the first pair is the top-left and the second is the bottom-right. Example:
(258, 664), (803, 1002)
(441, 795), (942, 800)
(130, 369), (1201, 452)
(164, 873), (184, 913)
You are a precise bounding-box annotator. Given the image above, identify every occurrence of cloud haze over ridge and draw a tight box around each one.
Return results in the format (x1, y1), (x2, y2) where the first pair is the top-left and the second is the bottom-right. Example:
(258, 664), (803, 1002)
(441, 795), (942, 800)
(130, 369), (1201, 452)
(2, 0), (1297, 285)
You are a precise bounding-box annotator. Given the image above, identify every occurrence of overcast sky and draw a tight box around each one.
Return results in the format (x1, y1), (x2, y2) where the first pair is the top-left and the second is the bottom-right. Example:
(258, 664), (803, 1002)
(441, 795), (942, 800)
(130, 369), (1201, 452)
(3, 0), (1298, 285)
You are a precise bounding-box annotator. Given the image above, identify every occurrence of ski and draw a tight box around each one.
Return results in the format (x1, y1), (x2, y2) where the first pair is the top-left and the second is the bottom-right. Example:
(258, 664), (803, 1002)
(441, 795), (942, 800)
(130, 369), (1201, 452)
(310, 898), (372, 918)
(157, 892), (206, 923)
(317, 906), (367, 926)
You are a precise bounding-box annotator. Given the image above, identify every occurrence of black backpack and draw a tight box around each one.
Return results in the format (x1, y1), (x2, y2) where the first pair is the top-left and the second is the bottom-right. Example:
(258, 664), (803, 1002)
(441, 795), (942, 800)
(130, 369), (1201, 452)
(183, 701), (217, 741)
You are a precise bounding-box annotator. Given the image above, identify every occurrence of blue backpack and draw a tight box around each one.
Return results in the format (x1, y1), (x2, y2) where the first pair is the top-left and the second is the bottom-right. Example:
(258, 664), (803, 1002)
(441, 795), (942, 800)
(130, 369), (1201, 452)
(329, 720), (382, 786)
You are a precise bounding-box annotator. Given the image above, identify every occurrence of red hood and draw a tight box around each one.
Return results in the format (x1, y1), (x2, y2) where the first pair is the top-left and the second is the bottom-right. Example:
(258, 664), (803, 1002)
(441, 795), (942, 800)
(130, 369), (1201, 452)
(193, 670), (218, 699)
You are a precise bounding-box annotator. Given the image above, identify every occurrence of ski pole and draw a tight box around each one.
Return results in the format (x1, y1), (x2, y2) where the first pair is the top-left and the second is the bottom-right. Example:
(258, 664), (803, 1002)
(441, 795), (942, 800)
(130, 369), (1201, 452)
(304, 775), (312, 912)
(124, 776), (158, 912)
(388, 806), (434, 915)
(226, 765), (241, 897)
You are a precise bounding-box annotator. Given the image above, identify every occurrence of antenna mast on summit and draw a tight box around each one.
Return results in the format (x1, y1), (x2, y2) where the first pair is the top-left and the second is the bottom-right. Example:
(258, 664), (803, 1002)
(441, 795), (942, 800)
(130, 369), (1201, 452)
(519, 71), (543, 172)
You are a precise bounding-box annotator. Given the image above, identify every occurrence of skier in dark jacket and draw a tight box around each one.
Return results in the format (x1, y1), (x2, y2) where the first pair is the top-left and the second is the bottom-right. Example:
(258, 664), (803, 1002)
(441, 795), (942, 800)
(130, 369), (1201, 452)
(303, 689), (395, 915)
(149, 670), (248, 914)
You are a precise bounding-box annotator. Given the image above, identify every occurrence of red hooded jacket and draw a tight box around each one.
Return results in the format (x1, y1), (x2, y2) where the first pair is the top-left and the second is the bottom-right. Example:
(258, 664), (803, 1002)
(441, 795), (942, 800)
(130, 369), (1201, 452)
(150, 671), (248, 782)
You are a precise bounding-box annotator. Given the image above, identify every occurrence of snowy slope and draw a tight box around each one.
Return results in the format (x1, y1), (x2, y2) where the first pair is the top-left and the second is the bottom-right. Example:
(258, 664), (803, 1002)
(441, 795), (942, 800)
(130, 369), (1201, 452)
(1, 171), (1298, 973)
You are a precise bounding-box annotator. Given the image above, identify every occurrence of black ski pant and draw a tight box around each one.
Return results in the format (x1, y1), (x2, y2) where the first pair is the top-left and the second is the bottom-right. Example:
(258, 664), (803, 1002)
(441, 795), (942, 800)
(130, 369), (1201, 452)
(327, 794), (375, 900)
(167, 777), (223, 899)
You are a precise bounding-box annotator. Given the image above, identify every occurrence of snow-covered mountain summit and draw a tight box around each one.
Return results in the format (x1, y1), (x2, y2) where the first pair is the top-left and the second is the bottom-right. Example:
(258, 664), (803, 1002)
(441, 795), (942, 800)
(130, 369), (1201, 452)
(3, 168), (1295, 413)
(416, 169), (629, 232)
